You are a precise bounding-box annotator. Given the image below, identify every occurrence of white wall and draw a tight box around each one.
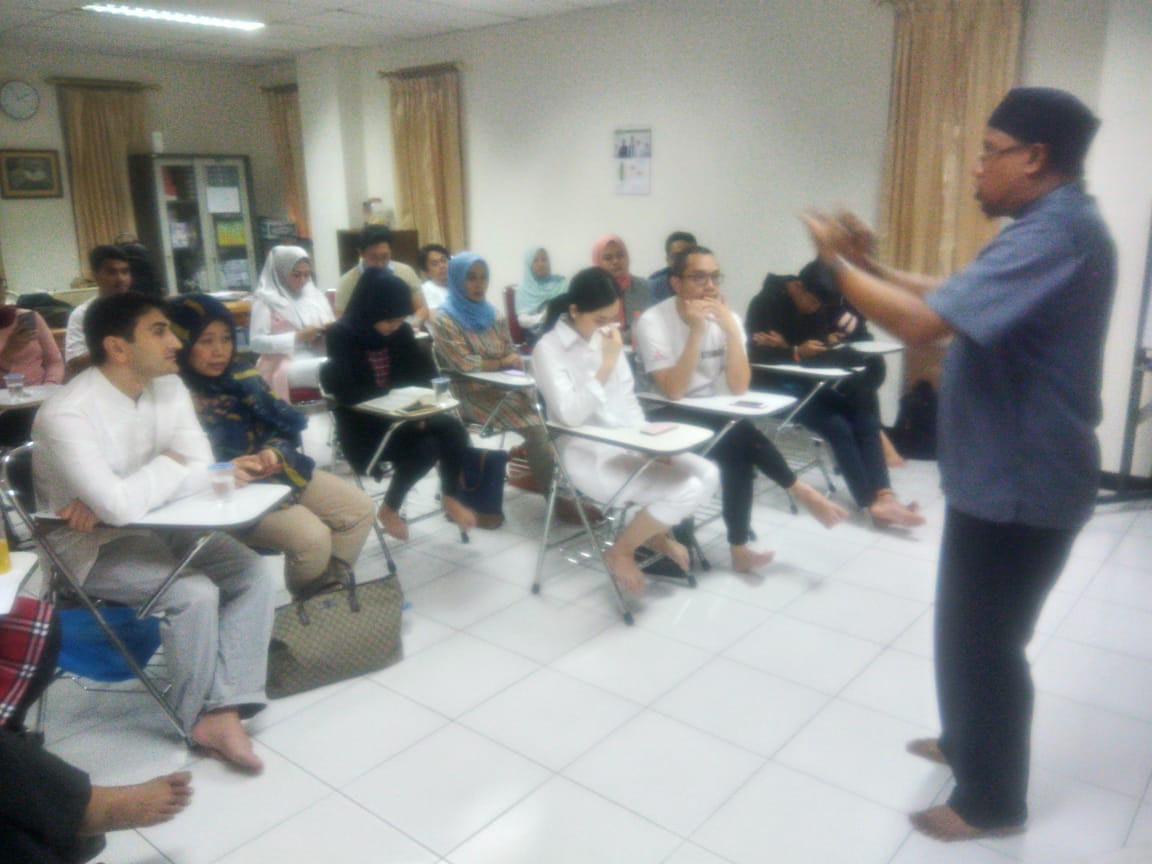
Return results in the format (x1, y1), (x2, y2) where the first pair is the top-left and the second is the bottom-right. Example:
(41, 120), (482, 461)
(0, 47), (285, 296)
(1020, 0), (1152, 474)
(303, 0), (894, 312)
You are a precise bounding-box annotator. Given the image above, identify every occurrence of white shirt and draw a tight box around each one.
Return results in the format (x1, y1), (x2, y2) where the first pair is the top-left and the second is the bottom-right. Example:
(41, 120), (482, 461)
(32, 368), (213, 580)
(635, 297), (746, 398)
(532, 318), (645, 429)
(421, 280), (447, 312)
(63, 296), (95, 362)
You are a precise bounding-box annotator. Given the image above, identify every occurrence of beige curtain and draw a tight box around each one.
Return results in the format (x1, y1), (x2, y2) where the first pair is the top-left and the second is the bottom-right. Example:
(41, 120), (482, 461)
(387, 66), (466, 250)
(876, 0), (1023, 385)
(58, 85), (150, 273)
(265, 86), (311, 238)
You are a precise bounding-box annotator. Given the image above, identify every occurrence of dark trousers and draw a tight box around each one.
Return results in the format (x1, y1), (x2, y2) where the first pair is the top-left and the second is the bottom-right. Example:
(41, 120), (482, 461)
(654, 408), (795, 545)
(0, 614), (103, 864)
(797, 386), (889, 508)
(935, 506), (1077, 828)
(381, 414), (470, 511)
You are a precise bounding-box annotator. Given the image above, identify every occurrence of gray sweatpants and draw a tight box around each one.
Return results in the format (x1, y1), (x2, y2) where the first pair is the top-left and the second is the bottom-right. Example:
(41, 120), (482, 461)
(84, 531), (273, 733)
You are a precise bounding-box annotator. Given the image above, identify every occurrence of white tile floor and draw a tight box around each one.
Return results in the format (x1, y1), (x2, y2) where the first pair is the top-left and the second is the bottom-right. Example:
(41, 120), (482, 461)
(35, 417), (1152, 863)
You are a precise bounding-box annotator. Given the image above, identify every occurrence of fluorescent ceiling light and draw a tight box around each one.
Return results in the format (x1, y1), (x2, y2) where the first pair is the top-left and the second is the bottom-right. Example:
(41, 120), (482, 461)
(82, 4), (265, 32)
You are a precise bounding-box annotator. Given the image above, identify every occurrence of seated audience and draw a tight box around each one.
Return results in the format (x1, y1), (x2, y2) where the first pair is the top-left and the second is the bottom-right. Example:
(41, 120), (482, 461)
(324, 269), (477, 539)
(250, 245), (334, 402)
(64, 245), (133, 378)
(114, 233), (163, 297)
(1, 597), (192, 863)
(33, 292), (272, 772)
(636, 245), (849, 571)
(417, 243), (450, 315)
(592, 234), (649, 339)
(168, 294), (375, 597)
(334, 226), (425, 322)
(746, 264), (922, 526)
(647, 230), (697, 306)
(515, 246), (568, 331)
(429, 251), (554, 491)
(0, 304), (64, 445)
(533, 268), (719, 592)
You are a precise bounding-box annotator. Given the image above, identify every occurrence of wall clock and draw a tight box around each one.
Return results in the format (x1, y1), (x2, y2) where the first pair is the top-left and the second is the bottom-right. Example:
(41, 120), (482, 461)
(1, 80), (40, 121)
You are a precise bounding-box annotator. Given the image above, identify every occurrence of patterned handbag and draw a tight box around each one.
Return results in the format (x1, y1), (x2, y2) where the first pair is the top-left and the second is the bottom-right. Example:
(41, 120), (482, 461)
(266, 574), (404, 699)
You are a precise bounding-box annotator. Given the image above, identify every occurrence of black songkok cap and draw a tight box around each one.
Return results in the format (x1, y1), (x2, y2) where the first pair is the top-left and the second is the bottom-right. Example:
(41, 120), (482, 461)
(987, 87), (1100, 177)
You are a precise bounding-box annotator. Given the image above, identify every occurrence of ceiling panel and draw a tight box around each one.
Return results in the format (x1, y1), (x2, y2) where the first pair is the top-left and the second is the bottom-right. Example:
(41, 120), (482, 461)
(0, 0), (629, 65)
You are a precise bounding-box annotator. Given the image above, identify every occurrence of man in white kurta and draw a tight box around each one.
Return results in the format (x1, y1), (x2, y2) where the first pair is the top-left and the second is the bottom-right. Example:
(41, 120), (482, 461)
(34, 292), (271, 772)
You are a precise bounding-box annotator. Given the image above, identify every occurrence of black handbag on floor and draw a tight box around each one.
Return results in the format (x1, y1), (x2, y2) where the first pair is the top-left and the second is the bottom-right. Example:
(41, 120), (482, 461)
(266, 573), (405, 699)
(455, 446), (507, 529)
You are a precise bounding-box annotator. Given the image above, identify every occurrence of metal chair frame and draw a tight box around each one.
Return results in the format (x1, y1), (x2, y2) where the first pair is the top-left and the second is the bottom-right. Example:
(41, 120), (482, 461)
(0, 443), (188, 743)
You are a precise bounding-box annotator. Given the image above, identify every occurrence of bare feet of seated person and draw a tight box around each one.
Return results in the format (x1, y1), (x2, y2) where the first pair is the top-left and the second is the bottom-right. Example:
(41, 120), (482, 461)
(868, 489), (925, 528)
(80, 772), (193, 835)
(378, 504), (410, 541)
(731, 544), (774, 573)
(790, 481), (849, 528)
(442, 495), (477, 533)
(603, 545), (647, 594)
(910, 805), (1025, 842)
(191, 708), (263, 773)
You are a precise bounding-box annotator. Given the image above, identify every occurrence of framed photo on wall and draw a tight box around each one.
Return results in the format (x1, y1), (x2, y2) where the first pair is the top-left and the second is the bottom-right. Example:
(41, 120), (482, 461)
(614, 127), (651, 195)
(0, 149), (62, 199)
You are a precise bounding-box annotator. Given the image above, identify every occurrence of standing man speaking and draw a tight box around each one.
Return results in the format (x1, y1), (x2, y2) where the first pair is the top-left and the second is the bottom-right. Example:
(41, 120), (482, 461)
(804, 87), (1115, 841)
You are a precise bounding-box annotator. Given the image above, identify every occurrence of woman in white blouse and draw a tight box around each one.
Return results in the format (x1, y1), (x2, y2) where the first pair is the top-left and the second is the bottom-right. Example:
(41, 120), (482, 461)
(532, 267), (719, 593)
(250, 246), (334, 401)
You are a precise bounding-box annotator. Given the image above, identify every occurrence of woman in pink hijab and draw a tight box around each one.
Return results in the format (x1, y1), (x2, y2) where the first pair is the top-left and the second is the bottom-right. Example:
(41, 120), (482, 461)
(592, 235), (649, 338)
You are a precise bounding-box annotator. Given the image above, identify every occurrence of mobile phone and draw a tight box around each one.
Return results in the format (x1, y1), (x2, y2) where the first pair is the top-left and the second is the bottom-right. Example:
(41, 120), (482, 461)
(641, 422), (677, 435)
(731, 400), (764, 409)
(16, 311), (34, 332)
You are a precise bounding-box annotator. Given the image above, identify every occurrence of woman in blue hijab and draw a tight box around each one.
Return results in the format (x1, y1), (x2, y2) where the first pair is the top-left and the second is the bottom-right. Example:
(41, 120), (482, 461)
(429, 252), (554, 492)
(514, 246), (567, 330)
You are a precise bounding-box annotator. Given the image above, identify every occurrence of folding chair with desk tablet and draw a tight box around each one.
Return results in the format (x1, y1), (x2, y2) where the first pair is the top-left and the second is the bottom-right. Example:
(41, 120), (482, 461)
(532, 416), (715, 625)
(0, 443), (290, 743)
(349, 387), (469, 577)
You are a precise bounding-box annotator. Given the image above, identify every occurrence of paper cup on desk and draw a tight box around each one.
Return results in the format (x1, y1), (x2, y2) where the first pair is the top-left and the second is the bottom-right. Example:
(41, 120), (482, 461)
(3, 373), (25, 399)
(432, 376), (451, 406)
(209, 463), (235, 501)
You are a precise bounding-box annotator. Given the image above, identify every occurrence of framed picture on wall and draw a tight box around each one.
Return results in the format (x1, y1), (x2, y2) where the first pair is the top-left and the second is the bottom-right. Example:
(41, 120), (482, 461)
(614, 128), (651, 195)
(0, 149), (62, 199)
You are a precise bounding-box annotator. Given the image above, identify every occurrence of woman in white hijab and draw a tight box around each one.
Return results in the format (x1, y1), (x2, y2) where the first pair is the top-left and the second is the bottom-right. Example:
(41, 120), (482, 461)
(250, 245), (334, 401)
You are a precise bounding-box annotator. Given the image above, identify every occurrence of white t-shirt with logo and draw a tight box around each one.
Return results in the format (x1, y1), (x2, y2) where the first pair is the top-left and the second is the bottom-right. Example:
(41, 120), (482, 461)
(635, 297), (746, 398)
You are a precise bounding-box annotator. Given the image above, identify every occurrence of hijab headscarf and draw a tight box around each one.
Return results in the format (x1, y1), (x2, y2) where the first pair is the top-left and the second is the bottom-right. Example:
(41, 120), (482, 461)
(516, 247), (568, 314)
(591, 234), (632, 291)
(440, 252), (496, 332)
(341, 267), (415, 349)
(167, 293), (313, 490)
(255, 245), (333, 330)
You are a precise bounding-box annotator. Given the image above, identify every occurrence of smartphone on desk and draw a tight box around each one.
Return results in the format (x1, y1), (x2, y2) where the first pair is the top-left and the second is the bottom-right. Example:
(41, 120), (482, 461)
(641, 422), (677, 436)
(731, 400), (764, 409)
(16, 311), (35, 332)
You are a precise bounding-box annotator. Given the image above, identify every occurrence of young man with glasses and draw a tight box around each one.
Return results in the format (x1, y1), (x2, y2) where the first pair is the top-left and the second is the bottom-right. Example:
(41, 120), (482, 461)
(636, 246), (847, 573)
(805, 87), (1114, 842)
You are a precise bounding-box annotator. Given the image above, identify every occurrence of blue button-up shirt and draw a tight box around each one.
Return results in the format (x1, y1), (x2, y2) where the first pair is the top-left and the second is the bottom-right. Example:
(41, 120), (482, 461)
(927, 182), (1116, 529)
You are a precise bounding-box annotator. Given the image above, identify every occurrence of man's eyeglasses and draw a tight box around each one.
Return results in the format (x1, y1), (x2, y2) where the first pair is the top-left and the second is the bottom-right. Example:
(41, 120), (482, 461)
(977, 143), (1030, 164)
(683, 271), (725, 287)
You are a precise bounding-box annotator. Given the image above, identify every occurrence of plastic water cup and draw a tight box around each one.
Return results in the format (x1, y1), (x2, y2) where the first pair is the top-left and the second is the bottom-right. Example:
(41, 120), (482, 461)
(209, 463), (235, 501)
(432, 376), (451, 406)
(3, 373), (25, 399)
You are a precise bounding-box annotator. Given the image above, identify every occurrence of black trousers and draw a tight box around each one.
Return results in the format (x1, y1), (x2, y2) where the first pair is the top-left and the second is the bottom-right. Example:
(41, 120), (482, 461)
(935, 506), (1077, 828)
(380, 414), (470, 511)
(653, 408), (795, 545)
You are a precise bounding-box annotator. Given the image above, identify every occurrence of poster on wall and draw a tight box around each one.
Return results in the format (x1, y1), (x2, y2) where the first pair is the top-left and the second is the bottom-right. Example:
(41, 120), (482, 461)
(614, 128), (651, 195)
